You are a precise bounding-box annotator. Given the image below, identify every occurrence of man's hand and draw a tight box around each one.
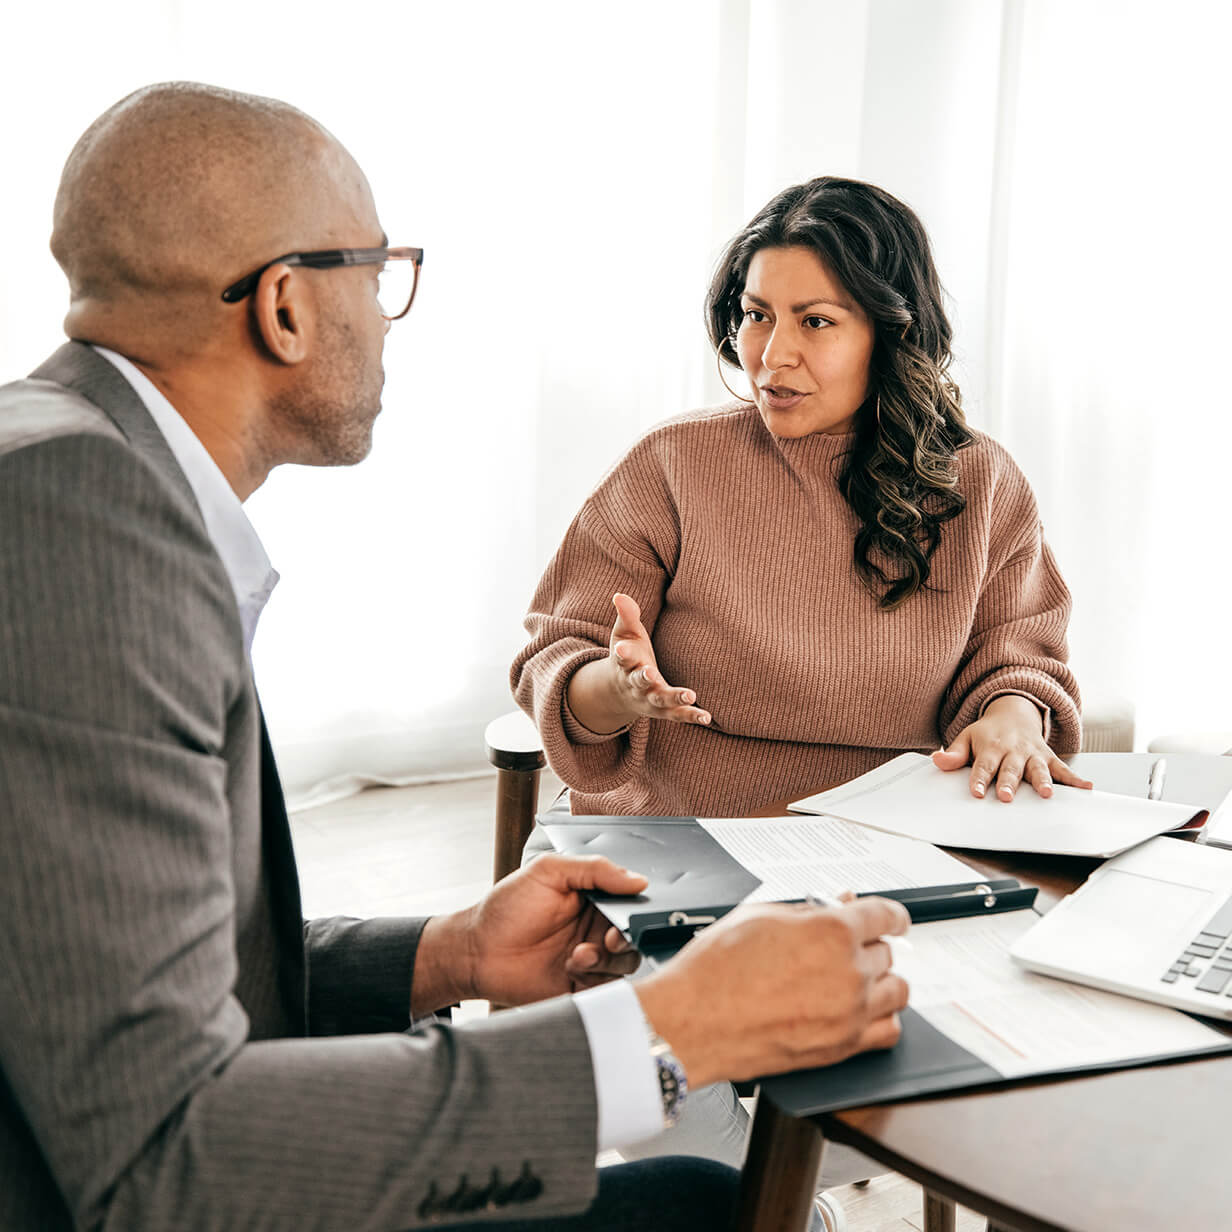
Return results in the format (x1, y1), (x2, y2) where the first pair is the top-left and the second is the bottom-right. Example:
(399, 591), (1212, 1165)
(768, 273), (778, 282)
(933, 694), (1093, 801)
(411, 854), (647, 1015)
(634, 897), (911, 1090)
(565, 593), (711, 734)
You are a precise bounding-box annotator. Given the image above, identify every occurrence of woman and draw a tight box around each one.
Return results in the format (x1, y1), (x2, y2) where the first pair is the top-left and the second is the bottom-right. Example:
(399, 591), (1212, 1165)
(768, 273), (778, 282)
(513, 176), (1085, 815)
(512, 178), (1086, 1222)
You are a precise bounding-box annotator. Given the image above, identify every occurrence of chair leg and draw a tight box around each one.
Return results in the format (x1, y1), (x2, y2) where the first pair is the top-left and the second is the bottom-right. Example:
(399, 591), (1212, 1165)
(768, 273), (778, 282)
(492, 766), (540, 883)
(924, 1189), (956, 1232)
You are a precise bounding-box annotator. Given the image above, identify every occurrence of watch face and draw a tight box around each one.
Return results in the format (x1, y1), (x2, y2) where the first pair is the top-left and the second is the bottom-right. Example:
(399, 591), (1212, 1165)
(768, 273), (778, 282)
(655, 1053), (688, 1126)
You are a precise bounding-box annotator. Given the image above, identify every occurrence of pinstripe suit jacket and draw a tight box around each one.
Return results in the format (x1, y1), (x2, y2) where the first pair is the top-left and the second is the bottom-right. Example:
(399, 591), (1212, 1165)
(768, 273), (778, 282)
(0, 344), (598, 1230)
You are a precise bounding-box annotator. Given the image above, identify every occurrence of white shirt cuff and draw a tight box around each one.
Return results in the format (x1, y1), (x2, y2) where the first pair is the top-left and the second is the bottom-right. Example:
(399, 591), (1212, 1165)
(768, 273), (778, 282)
(572, 979), (663, 1152)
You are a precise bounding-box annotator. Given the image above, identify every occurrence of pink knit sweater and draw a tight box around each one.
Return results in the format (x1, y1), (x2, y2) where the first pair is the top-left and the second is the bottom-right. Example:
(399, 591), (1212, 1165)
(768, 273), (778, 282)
(512, 402), (1081, 817)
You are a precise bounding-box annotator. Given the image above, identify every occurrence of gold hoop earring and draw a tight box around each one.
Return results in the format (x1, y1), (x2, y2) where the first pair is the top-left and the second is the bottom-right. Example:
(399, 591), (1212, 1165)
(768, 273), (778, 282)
(716, 346), (755, 403)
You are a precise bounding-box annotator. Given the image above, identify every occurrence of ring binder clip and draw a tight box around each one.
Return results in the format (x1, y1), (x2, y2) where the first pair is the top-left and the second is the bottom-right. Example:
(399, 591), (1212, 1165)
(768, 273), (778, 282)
(666, 910), (719, 927)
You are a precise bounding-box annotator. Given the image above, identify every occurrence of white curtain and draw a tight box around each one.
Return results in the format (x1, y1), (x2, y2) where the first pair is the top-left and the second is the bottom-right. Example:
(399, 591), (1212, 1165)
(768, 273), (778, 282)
(987, 0), (1232, 744)
(2, 0), (1227, 805)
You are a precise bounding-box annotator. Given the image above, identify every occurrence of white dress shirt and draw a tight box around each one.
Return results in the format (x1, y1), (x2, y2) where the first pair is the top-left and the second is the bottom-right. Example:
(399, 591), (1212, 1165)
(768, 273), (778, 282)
(90, 345), (665, 1152)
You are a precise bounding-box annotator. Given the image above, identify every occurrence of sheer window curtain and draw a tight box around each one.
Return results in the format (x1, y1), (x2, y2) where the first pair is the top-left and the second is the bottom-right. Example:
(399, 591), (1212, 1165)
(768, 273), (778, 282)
(1, 1), (1226, 808)
(985, 0), (1232, 744)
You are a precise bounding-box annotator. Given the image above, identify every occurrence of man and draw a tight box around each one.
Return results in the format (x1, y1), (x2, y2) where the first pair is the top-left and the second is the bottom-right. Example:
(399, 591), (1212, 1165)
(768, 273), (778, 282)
(0, 83), (909, 1231)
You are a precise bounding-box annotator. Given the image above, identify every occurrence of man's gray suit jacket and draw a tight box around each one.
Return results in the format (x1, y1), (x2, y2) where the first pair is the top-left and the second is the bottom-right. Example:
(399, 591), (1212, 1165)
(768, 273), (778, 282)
(0, 344), (599, 1230)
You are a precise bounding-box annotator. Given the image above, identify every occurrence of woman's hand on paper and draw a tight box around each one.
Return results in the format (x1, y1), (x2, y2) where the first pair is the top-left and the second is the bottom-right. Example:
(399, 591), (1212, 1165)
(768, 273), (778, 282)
(633, 896), (911, 1090)
(565, 593), (711, 734)
(933, 694), (1093, 802)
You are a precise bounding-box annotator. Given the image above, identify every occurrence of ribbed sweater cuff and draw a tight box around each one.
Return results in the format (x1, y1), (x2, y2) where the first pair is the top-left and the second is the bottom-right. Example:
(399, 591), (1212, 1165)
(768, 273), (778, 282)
(950, 670), (1082, 754)
(534, 648), (650, 794)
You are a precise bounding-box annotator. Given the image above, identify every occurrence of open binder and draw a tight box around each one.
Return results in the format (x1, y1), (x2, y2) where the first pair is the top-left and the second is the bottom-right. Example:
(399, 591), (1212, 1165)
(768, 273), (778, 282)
(543, 815), (1232, 1116)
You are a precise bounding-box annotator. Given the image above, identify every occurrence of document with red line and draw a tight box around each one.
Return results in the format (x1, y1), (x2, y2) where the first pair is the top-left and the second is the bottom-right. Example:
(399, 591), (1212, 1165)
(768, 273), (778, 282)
(897, 911), (1224, 1078)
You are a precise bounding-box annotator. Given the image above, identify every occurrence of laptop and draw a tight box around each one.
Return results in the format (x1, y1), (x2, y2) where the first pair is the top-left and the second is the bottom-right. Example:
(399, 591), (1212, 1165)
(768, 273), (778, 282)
(1011, 836), (1232, 1021)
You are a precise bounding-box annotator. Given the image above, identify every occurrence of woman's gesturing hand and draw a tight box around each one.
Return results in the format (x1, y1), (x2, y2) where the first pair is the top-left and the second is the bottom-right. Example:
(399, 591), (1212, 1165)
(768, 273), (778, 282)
(607, 593), (711, 726)
(565, 593), (712, 734)
(933, 694), (1093, 801)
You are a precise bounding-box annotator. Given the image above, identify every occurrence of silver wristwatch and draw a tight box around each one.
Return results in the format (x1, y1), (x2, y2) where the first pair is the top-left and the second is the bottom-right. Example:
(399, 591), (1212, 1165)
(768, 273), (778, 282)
(648, 1031), (689, 1127)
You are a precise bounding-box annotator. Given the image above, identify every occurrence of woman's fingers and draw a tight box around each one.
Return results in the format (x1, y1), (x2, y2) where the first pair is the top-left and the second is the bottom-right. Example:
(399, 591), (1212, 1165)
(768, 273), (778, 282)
(611, 640), (636, 669)
(992, 750), (1028, 802)
(980, 746), (1078, 802)
(1050, 757), (1093, 790)
(932, 732), (972, 772)
(945, 708), (1087, 804)
(622, 662), (710, 724)
(610, 592), (647, 641)
(968, 749), (1004, 799)
(1023, 753), (1054, 798)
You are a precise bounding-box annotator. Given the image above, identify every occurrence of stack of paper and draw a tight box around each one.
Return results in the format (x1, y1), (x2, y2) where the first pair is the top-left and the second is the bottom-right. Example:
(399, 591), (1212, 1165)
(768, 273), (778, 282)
(789, 753), (1203, 857)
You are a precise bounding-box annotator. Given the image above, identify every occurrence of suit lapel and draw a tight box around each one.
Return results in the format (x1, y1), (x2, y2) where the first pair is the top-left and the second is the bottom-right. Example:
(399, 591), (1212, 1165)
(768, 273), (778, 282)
(258, 705), (309, 1030)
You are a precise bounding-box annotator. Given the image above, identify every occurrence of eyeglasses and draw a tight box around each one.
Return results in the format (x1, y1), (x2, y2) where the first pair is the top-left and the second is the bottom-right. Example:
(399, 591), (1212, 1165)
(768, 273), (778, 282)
(220, 245), (424, 321)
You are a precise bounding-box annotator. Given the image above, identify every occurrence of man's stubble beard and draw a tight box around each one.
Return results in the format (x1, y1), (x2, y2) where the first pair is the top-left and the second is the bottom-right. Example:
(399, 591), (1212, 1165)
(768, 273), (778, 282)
(271, 313), (383, 467)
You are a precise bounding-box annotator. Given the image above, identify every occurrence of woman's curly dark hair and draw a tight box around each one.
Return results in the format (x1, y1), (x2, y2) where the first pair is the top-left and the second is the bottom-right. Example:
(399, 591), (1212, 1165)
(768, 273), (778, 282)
(705, 176), (974, 610)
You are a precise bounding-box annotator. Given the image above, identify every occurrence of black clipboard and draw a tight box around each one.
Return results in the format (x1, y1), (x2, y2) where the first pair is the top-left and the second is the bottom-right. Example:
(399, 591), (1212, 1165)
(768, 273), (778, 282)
(538, 817), (760, 948)
(541, 816), (1037, 948)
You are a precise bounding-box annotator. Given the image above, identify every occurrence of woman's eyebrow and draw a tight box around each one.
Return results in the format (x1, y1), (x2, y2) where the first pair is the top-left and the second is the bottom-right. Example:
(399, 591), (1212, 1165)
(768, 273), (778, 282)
(741, 291), (854, 313)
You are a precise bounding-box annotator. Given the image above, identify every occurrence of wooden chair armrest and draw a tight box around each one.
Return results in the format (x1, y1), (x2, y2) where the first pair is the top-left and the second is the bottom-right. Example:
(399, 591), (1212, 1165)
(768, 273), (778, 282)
(484, 710), (545, 773)
(485, 711), (545, 882)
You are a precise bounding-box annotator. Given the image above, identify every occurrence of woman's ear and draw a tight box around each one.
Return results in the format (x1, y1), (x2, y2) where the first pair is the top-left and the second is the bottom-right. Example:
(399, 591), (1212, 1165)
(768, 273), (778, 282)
(250, 264), (311, 364)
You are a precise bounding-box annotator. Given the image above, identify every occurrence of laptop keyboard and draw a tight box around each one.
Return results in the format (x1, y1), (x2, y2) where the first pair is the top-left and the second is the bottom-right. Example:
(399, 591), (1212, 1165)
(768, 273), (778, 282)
(1162, 894), (1232, 994)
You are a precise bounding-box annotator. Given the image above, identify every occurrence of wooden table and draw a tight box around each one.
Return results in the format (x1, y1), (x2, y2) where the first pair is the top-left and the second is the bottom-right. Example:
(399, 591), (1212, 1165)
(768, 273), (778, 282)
(733, 758), (1232, 1232)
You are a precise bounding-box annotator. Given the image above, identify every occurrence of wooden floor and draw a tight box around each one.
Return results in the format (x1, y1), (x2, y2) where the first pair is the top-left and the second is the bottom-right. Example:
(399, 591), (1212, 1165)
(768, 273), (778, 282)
(290, 774), (987, 1232)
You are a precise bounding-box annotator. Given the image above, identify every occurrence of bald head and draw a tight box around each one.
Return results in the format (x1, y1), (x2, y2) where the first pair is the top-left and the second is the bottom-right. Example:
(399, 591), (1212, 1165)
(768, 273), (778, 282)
(51, 82), (377, 354)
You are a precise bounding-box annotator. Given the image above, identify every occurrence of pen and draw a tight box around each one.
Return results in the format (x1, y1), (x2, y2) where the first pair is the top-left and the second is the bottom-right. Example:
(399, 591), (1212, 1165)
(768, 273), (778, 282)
(1148, 757), (1168, 801)
(805, 889), (914, 955)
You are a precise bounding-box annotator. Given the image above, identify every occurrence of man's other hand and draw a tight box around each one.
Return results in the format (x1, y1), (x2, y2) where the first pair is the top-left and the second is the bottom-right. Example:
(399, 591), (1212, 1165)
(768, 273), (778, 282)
(411, 854), (646, 1015)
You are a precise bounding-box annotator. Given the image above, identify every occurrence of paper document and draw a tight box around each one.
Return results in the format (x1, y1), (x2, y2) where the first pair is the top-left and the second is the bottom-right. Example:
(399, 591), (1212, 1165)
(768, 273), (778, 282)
(899, 911), (1226, 1077)
(789, 753), (1200, 857)
(699, 815), (976, 903)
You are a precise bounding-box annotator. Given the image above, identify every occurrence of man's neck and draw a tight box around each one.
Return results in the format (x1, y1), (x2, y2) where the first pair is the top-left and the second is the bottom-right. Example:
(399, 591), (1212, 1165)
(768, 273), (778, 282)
(114, 352), (272, 500)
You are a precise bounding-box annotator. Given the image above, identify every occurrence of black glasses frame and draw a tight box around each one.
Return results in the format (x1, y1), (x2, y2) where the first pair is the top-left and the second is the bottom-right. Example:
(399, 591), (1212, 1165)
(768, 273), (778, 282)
(220, 245), (424, 320)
